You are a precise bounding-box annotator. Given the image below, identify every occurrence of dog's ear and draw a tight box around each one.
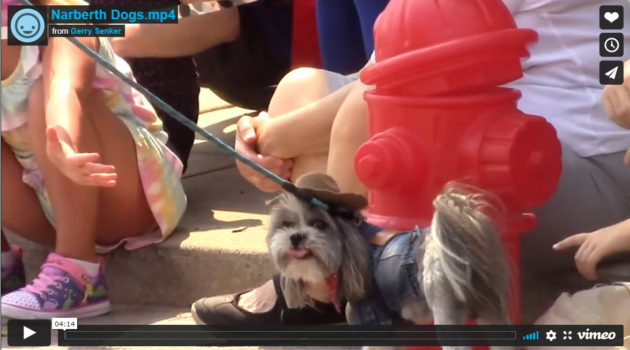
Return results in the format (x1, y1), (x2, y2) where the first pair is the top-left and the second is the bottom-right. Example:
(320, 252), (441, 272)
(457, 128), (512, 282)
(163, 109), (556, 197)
(265, 193), (288, 208)
(281, 276), (310, 309)
(335, 217), (372, 303)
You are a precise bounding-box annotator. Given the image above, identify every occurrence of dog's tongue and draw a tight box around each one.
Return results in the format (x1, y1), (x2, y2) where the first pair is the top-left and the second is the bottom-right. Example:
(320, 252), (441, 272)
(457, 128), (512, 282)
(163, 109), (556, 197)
(287, 249), (309, 258)
(325, 273), (341, 313)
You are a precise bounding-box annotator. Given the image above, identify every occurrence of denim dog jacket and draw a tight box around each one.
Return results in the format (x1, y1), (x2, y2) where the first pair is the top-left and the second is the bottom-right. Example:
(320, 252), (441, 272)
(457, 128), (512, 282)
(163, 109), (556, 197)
(349, 223), (427, 325)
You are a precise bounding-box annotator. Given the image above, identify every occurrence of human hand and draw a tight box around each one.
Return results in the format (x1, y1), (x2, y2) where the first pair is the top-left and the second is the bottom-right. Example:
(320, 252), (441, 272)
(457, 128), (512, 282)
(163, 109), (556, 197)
(602, 60), (630, 129)
(46, 125), (117, 187)
(553, 223), (630, 280)
(235, 113), (292, 192)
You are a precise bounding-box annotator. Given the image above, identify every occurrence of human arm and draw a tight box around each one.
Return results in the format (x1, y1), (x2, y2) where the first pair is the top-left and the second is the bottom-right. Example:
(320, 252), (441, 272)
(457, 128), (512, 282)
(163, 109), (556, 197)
(553, 218), (630, 280)
(41, 37), (117, 187)
(111, 3), (239, 58)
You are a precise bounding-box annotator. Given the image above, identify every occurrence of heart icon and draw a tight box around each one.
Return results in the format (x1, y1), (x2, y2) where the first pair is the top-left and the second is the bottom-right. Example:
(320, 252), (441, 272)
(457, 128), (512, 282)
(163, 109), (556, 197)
(605, 11), (620, 23)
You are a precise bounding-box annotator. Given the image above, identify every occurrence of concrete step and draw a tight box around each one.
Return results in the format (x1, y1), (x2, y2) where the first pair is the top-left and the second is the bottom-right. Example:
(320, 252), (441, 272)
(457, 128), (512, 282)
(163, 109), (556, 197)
(8, 165), (275, 308)
(5, 92), (277, 308)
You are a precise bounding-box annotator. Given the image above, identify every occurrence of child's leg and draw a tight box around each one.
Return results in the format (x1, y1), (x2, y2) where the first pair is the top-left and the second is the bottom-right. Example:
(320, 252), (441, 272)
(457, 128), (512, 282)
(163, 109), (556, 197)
(233, 68), (335, 313)
(267, 68), (333, 181)
(26, 81), (155, 262)
(1, 139), (56, 247)
(1, 138), (51, 294)
(327, 80), (370, 195)
(2, 82), (154, 318)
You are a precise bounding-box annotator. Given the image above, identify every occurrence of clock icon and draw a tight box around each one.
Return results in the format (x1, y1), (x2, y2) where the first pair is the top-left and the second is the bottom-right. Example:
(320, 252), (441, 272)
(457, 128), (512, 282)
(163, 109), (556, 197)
(605, 38), (620, 53)
(601, 33), (624, 57)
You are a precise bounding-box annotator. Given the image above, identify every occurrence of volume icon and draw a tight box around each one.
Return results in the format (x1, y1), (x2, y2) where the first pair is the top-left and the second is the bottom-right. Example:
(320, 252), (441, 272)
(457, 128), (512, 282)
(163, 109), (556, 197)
(523, 331), (539, 340)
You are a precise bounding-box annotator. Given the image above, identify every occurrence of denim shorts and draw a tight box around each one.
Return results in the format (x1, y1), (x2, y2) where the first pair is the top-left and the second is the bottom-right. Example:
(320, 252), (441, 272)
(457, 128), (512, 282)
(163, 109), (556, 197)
(349, 224), (426, 325)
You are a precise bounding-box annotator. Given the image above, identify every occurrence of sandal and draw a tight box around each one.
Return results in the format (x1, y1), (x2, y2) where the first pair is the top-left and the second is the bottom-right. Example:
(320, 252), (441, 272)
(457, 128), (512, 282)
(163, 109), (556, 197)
(191, 275), (346, 325)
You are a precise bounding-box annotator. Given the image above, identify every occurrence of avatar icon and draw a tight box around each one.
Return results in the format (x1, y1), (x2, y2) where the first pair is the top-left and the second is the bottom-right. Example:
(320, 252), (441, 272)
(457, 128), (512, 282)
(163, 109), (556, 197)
(10, 8), (45, 43)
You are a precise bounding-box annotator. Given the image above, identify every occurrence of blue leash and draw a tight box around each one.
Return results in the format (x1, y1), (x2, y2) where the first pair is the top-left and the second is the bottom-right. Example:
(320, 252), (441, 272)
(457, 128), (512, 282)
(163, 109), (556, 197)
(16, 0), (330, 211)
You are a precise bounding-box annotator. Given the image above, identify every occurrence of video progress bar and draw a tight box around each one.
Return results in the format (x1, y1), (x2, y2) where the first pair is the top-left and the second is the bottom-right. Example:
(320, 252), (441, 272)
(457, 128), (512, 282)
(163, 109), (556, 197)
(58, 325), (624, 347)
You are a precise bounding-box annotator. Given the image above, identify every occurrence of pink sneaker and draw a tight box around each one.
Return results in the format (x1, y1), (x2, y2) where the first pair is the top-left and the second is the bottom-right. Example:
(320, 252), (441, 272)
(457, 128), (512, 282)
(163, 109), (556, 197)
(1, 253), (111, 319)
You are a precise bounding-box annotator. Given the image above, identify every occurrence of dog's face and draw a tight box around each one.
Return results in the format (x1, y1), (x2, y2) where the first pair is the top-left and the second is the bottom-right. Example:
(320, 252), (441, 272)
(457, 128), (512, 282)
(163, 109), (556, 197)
(266, 193), (372, 309)
(267, 194), (344, 283)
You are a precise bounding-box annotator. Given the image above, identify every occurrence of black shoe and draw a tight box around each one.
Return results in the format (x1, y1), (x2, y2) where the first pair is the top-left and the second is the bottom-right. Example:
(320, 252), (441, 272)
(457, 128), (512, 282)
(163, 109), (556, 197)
(191, 275), (346, 325)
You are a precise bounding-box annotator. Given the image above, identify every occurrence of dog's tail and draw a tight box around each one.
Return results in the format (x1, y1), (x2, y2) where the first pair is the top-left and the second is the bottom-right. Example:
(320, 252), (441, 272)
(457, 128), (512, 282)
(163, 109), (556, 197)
(425, 182), (509, 322)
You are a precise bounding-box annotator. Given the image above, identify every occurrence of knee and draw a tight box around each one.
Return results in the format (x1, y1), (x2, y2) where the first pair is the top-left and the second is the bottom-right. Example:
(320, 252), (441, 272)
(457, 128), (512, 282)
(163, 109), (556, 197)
(277, 68), (330, 96)
(269, 68), (332, 115)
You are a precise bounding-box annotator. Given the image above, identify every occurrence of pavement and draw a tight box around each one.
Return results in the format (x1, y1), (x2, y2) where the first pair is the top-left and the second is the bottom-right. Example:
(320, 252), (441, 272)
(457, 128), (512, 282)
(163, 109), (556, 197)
(2, 88), (630, 350)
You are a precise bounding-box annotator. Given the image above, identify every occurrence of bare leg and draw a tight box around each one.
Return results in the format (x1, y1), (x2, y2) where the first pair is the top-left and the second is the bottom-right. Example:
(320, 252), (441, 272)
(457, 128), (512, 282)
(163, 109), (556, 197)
(327, 81), (370, 195)
(1, 139), (56, 247)
(238, 68), (340, 312)
(267, 68), (332, 181)
(26, 81), (155, 262)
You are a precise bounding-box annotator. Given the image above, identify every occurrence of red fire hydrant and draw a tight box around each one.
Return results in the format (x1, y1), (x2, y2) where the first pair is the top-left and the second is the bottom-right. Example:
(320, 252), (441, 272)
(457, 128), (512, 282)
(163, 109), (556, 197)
(355, 0), (562, 332)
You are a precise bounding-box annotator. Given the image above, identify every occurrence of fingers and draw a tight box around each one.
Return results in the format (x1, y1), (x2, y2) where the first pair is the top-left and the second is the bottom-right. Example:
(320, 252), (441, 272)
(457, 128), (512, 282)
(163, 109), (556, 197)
(67, 152), (101, 166)
(251, 175), (282, 193)
(258, 111), (271, 120)
(235, 113), (293, 192)
(574, 242), (599, 281)
(68, 157), (118, 187)
(554, 233), (601, 280)
(54, 150), (118, 187)
(553, 233), (588, 250)
(82, 162), (116, 175)
(86, 173), (118, 187)
(236, 154), (292, 193)
(237, 116), (257, 144)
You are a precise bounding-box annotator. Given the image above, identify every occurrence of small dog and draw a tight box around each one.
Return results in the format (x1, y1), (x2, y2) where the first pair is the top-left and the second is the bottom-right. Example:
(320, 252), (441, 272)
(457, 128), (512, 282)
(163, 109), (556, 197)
(266, 173), (512, 350)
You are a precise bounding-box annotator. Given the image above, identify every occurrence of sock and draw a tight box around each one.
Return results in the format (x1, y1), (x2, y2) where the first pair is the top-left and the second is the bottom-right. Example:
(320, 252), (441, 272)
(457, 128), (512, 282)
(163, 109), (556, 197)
(66, 257), (100, 277)
(1, 250), (17, 271)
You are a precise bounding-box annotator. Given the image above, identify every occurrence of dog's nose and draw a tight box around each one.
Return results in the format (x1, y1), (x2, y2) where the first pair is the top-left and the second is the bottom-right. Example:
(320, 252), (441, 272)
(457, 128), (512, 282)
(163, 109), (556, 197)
(290, 233), (305, 247)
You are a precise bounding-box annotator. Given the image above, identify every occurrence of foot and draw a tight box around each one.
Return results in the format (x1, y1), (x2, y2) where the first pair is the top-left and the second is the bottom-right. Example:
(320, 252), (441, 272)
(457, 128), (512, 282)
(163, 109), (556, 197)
(236, 279), (276, 313)
(1, 253), (111, 319)
(1, 247), (26, 295)
(191, 275), (345, 325)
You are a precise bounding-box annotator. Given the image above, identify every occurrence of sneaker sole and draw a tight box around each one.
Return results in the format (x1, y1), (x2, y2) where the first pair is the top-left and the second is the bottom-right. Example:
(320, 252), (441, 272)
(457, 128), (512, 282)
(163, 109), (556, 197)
(2, 300), (111, 320)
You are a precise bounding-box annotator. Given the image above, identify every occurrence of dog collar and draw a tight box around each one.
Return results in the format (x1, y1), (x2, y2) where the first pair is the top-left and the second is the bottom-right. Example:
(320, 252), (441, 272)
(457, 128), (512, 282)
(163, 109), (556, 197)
(325, 273), (342, 313)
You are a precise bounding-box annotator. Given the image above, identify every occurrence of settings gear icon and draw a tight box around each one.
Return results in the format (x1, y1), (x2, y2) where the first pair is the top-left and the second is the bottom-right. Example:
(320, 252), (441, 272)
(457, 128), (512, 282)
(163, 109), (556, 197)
(546, 330), (557, 342)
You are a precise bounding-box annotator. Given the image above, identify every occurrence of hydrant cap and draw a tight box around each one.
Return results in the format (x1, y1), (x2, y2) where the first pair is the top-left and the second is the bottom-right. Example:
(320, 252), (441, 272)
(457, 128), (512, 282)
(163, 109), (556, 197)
(373, 0), (517, 61)
(362, 0), (537, 95)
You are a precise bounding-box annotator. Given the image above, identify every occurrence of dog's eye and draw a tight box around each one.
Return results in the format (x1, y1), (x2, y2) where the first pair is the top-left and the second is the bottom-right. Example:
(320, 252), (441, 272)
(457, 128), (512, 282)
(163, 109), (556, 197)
(281, 221), (294, 228)
(310, 220), (328, 230)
